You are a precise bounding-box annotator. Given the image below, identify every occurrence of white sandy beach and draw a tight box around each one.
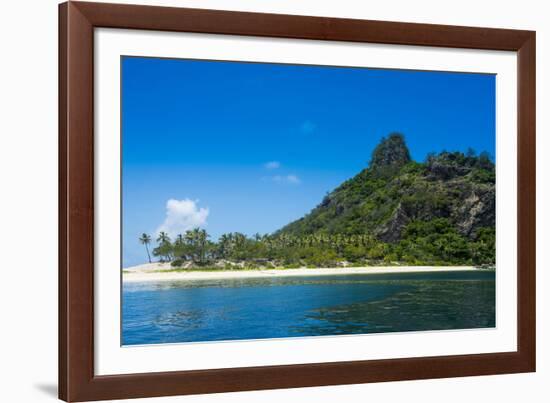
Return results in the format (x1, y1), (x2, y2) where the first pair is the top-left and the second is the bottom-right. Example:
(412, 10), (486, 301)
(122, 263), (481, 283)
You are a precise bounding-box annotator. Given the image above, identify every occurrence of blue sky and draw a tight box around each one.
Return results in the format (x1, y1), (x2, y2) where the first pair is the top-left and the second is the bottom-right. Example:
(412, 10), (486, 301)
(122, 56), (495, 267)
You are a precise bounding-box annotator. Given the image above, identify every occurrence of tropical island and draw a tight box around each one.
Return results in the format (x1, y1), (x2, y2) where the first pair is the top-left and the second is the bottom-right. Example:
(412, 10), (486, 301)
(124, 134), (495, 280)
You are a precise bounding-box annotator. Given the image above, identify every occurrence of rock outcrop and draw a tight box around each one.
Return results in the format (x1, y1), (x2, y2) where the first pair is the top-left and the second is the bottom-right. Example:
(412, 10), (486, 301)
(278, 134), (495, 245)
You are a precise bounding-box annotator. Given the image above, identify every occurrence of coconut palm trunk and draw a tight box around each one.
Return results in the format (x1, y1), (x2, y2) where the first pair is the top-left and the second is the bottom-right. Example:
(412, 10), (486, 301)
(145, 243), (151, 263)
(139, 233), (152, 264)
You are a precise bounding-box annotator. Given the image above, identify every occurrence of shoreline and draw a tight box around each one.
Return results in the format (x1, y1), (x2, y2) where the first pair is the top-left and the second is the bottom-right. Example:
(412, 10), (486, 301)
(122, 264), (484, 283)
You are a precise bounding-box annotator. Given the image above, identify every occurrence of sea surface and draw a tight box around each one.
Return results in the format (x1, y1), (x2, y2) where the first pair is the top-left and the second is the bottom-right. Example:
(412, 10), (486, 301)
(122, 270), (495, 345)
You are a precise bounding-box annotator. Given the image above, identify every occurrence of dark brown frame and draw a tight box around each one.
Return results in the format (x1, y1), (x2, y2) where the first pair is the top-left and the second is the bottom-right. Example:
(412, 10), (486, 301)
(59, 1), (536, 401)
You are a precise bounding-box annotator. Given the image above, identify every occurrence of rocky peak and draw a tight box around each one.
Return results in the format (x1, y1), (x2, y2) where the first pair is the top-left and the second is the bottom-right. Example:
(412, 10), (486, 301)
(369, 133), (411, 174)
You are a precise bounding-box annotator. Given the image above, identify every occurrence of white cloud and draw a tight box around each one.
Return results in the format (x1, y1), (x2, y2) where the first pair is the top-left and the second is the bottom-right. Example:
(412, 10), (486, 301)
(286, 174), (301, 184)
(264, 161), (281, 170)
(269, 174), (301, 185)
(156, 199), (209, 239)
(300, 120), (316, 134)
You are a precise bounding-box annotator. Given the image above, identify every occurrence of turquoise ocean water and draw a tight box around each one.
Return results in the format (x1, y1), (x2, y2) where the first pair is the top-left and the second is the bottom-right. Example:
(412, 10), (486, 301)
(122, 270), (495, 345)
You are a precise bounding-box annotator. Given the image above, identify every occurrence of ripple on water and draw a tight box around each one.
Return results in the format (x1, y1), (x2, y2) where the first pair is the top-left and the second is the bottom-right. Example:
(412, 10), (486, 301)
(122, 271), (495, 345)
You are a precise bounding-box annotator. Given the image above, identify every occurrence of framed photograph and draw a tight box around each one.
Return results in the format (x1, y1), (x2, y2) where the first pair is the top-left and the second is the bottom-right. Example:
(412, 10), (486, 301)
(59, 1), (535, 401)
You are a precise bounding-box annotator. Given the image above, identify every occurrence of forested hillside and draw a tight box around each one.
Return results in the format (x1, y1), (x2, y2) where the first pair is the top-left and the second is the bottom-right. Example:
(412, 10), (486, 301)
(140, 134), (495, 269)
(277, 133), (495, 265)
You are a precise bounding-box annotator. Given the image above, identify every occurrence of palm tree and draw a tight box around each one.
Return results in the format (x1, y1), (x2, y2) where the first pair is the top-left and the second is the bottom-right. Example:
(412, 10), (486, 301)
(173, 234), (186, 260)
(157, 231), (170, 244)
(138, 233), (152, 263)
(184, 228), (210, 263)
(155, 231), (172, 262)
(218, 233), (232, 259)
(198, 229), (209, 264)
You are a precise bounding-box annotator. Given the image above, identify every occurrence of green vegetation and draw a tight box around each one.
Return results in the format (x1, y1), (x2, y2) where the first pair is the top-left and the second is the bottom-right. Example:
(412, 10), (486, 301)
(138, 134), (495, 269)
(138, 233), (152, 263)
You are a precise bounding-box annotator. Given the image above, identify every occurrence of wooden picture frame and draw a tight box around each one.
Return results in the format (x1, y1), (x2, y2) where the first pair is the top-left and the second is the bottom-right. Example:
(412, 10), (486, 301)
(59, 1), (536, 401)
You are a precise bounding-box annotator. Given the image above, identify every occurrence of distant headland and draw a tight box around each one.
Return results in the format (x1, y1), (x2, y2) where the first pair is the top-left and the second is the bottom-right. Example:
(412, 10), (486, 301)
(129, 134), (495, 273)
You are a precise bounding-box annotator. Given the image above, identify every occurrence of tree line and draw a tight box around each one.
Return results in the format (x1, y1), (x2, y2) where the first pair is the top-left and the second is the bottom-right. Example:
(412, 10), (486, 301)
(138, 219), (495, 269)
